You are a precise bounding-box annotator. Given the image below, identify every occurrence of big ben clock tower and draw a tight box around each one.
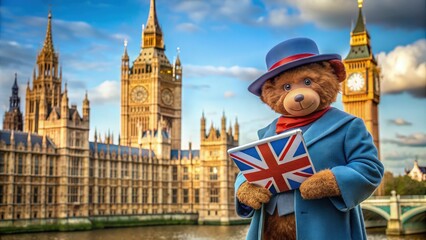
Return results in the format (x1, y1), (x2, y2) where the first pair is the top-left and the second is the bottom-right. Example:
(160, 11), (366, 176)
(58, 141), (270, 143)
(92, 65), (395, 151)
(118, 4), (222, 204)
(343, 0), (381, 155)
(121, 0), (182, 148)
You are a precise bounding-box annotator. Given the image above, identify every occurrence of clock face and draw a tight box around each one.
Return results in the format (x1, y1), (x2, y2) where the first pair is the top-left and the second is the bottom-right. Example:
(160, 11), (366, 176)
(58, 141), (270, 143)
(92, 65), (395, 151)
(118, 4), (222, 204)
(161, 89), (173, 106)
(131, 86), (148, 103)
(347, 72), (365, 92)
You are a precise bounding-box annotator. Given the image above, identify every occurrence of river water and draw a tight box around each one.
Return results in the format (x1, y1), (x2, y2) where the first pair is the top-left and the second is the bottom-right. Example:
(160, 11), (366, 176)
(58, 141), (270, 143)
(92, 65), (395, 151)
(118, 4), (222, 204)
(1, 225), (425, 240)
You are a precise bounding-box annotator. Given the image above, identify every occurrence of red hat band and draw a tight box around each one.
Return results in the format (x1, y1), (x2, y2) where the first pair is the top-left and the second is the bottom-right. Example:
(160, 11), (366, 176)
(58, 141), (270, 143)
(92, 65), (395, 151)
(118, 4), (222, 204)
(269, 53), (315, 71)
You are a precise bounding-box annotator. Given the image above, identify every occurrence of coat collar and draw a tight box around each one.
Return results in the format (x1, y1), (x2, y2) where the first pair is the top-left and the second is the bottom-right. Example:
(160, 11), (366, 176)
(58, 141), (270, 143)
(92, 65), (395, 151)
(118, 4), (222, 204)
(303, 108), (355, 147)
(258, 108), (355, 147)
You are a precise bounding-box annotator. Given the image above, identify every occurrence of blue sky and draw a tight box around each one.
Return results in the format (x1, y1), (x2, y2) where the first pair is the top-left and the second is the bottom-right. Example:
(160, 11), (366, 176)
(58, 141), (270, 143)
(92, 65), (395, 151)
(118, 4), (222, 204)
(0, 0), (425, 175)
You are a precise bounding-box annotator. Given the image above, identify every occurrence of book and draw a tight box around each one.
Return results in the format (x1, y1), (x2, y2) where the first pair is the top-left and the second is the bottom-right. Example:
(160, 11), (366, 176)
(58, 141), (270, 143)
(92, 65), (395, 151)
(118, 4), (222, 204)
(228, 129), (315, 194)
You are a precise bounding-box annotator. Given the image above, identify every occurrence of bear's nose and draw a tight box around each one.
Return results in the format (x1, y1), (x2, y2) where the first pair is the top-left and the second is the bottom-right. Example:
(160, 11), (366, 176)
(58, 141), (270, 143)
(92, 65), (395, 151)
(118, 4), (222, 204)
(294, 94), (304, 102)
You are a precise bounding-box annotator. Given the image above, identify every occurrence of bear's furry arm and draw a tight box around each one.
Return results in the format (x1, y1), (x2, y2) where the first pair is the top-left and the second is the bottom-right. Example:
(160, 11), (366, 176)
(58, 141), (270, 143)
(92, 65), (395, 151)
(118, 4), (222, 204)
(235, 172), (255, 218)
(234, 173), (271, 217)
(237, 182), (271, 210)
(329, 118), (384, 211)
(299, 169), (340, 199)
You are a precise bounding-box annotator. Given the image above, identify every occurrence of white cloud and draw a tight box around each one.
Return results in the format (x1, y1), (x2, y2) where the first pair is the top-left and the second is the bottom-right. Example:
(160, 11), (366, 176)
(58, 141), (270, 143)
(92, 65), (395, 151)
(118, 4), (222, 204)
(0, 40), (34, 120)
(176, 23), (201, 33)
(260, 8), (303, 27)
(183, 83), (210, 90)
(388, 118), (412, 126)
(383, 151), (426, 161)
(111, 33), (131, 42)
(382, 132), (426, 147)
(382, 151), (426, 175)
(377, 39), (426, 98)
(185, 64), (263, 81)
(175, 1), (210, 22)
(19, 15), (127, 44)
(66, 60), (113, 72)
(260, 0), (425, 29)
(174, 0), (260, 24)
(258, 0), (352, 29)
(0, 40), (35, 68)
(224, 91), (236, 98)
(88, 80), (120, 104)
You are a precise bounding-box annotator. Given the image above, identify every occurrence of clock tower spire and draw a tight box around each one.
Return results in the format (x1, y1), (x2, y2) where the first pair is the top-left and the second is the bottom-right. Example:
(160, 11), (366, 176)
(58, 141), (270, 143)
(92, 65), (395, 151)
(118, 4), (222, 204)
(342, 0), (381, 156)
(120, 0), (182, 149)
(142, 0), (164, 49)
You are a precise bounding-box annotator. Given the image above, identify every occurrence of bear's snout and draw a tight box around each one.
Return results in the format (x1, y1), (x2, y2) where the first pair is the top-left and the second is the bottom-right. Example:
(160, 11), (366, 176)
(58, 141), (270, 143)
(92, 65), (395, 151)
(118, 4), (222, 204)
(294, 94), (304, 102)
(283, 88), (320, 117)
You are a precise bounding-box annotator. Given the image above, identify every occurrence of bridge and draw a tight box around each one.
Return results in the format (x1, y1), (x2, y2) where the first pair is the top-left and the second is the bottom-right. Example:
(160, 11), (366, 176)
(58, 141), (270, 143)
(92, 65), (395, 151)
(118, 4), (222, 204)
(361, 191), (426, 235)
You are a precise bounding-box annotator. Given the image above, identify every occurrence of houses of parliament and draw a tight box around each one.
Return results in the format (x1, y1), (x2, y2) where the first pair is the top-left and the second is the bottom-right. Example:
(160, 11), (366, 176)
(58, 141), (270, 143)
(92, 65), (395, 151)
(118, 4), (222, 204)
(0, 0), (240, 229)
(0, 0), (380, 231)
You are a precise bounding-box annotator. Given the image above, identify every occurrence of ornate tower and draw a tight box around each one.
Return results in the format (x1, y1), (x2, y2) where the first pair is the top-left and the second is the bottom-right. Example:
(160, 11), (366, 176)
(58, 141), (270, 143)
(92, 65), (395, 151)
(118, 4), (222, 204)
(24, 10), (62, 133)
(18, 10), (91, 218)
(342, 0), (380, 154)
(121, 0), (182, 149)
(198, 112), (240, 224)
(3, 73), (23, 131)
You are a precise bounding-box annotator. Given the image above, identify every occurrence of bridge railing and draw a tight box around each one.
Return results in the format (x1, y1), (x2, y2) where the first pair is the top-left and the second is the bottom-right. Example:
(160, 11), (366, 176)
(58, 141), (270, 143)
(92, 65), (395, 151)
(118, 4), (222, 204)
(398, 195), (426, 199)
(367, 196), (389, 200)
(367, 195), (426, 200)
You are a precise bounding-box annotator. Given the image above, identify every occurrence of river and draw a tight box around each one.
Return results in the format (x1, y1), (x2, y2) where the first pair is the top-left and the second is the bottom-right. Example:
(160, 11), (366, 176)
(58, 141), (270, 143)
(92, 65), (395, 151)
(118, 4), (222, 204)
(1, 225), (425, 240)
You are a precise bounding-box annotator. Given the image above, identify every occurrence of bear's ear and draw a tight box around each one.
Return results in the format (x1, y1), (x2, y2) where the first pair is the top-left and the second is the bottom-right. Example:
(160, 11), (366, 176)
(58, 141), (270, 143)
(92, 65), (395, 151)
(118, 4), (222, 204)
(329, 60), (346, 82)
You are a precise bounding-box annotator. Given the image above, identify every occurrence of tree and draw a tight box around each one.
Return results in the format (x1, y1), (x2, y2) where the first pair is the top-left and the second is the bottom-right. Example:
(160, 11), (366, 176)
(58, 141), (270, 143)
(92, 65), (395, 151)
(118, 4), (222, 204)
(384, 173), (426, 195)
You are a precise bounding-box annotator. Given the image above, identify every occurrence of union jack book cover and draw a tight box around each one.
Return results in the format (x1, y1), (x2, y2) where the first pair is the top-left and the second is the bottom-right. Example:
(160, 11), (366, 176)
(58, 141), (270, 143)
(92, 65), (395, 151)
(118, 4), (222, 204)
(228, 129), (315, 194)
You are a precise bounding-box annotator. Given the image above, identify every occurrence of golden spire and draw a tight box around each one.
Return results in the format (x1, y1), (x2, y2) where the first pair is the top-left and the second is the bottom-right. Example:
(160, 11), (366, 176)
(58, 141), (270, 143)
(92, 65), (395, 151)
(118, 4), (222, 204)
(42, 10), (55, 53)
(352, 0), (366, 33)
(175, 47), (181, 65)
(83, 90), (90, 105)
(140, 0), (164, 49)
(144, 0), (162, 34)
(122, 39), (129, 59)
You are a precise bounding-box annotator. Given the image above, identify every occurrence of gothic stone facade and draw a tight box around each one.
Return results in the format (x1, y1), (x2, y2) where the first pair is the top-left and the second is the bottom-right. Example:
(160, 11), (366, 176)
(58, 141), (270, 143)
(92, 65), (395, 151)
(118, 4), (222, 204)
(0, 0), (240, 226)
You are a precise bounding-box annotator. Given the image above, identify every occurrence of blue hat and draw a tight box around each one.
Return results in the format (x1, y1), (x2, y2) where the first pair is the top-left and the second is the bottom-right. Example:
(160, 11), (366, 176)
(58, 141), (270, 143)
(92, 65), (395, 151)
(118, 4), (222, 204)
(248, 38), (341, 96)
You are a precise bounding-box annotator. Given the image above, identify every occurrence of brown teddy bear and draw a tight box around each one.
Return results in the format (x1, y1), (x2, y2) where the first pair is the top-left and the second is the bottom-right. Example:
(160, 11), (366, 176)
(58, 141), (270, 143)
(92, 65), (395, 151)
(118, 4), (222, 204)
(234, 38), (383, 240)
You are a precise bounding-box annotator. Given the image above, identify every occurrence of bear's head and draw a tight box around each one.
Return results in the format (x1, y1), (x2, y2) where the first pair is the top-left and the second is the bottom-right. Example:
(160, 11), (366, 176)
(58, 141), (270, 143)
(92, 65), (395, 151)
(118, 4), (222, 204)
(260, 60), (345, 117)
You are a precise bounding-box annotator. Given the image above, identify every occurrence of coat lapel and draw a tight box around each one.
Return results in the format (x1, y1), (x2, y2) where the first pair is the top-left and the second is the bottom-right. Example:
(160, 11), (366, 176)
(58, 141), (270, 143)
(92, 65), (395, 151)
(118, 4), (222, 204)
(257, 118), (279, 139)
(303, 108), (355, 147)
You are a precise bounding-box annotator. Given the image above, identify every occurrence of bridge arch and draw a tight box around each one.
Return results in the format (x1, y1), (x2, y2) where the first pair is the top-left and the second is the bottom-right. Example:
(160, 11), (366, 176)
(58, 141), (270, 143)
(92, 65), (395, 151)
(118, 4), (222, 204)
(401, 205), (426, 224)
(361, 205), (390, 221)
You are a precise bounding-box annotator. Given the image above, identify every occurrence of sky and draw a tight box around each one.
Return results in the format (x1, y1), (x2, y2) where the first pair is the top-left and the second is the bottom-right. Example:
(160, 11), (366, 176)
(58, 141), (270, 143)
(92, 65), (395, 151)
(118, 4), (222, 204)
(0, 0), (425, 175)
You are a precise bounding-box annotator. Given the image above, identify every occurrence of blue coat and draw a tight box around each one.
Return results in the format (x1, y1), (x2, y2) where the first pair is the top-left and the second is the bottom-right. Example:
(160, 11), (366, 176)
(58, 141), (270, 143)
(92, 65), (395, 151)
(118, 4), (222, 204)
(235, 108), (384, 240)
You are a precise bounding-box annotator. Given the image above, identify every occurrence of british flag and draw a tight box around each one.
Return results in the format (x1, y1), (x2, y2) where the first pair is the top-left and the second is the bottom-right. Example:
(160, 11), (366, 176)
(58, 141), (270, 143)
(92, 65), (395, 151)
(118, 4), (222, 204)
(229, 131), (315, 194)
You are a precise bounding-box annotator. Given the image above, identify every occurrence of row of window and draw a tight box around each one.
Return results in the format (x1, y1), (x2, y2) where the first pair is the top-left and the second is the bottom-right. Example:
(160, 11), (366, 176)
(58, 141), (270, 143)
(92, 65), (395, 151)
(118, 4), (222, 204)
(172, 166), (218, 181)
(172, 188), (199, 204)
(347, 62), (367, 70)
(129, 116), (149, 137)
(92, 161), (152, 180)
(0, 185), (55, 204)
(0, 185), (221, 206)
(132, 65), (152, 75)
(87, 187), (208, 205)
(92, 187), (150, 204)
(0, 153), (221, 182)
(0, 153), (55, 176)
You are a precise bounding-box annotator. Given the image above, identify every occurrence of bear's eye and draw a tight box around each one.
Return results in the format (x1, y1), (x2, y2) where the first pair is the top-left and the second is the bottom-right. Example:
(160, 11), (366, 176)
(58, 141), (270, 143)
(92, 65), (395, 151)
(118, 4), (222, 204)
(304, 78), (312, 86)
(283, 84), (291, 91)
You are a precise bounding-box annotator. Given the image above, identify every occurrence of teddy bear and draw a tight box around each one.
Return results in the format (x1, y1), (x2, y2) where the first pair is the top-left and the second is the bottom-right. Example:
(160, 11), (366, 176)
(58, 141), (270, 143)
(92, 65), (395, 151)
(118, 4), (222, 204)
(234, 38), (384, 240)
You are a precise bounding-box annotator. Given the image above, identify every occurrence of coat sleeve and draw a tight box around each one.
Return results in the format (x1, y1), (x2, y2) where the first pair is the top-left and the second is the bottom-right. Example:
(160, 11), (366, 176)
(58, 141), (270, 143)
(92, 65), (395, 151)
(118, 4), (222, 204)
(330, 118), (384, 212)
(235, 172), (255, 218)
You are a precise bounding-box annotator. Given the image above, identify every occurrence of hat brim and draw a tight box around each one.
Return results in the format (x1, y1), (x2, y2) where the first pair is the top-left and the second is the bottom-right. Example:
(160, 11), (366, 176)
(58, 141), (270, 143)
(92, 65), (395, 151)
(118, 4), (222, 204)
(248, 54), (341, 96)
